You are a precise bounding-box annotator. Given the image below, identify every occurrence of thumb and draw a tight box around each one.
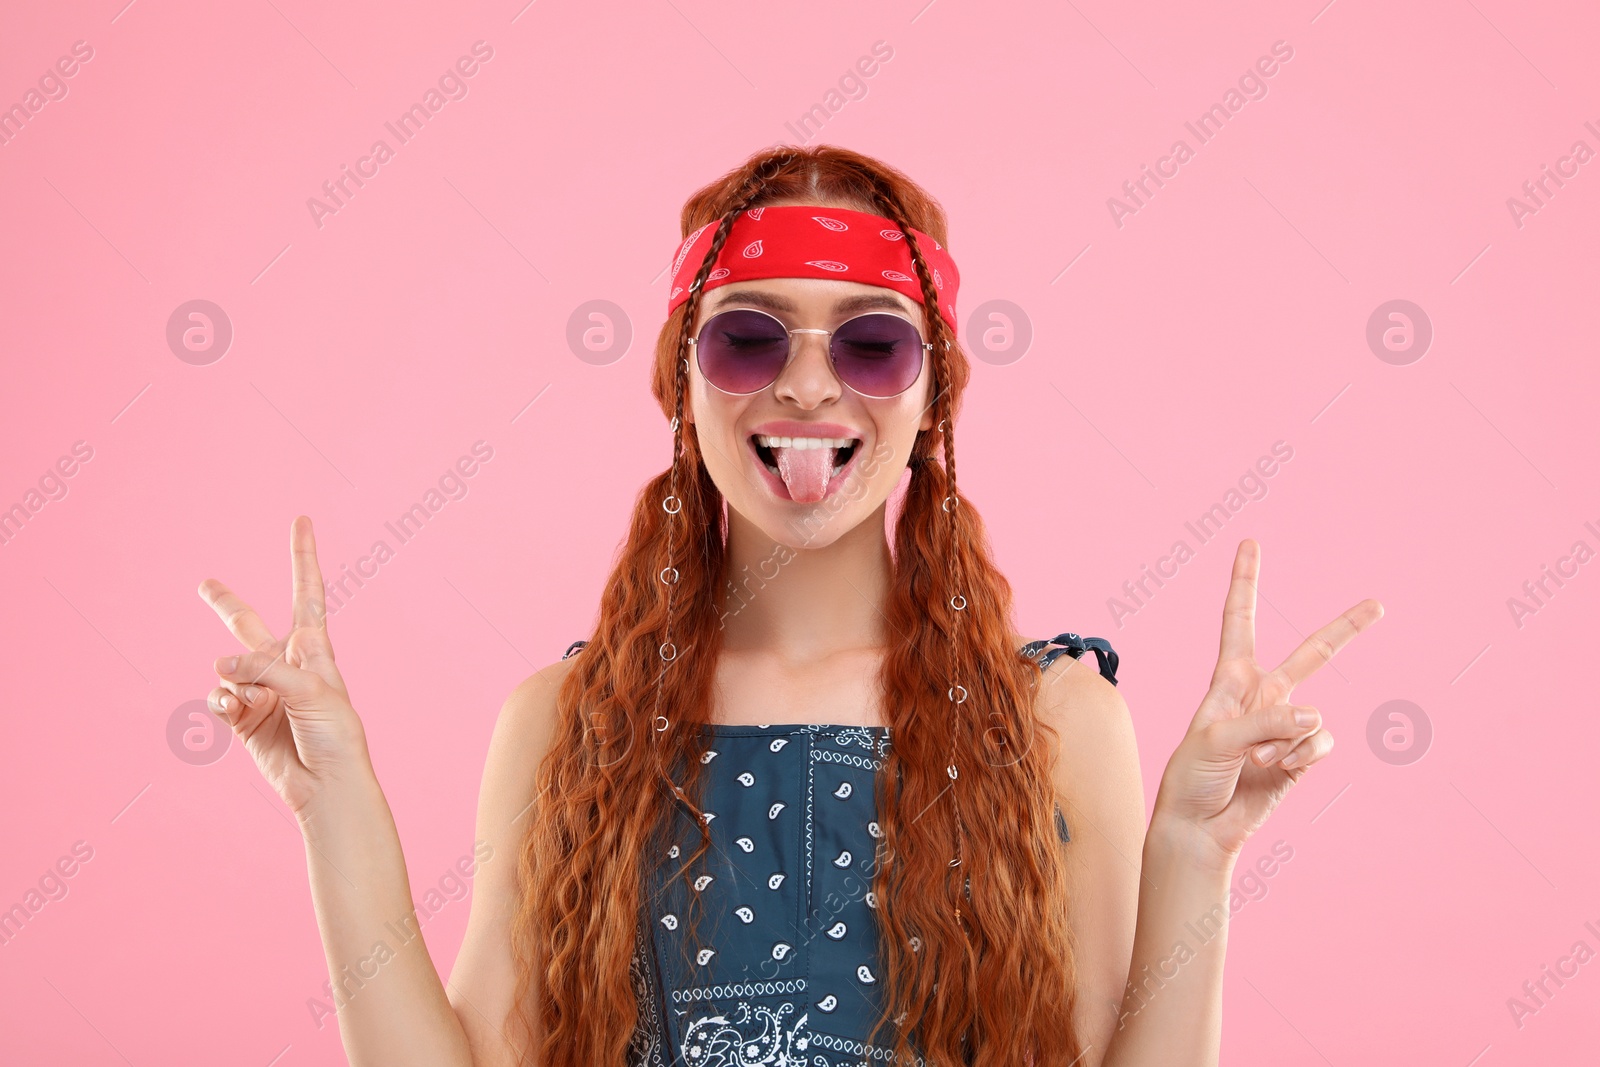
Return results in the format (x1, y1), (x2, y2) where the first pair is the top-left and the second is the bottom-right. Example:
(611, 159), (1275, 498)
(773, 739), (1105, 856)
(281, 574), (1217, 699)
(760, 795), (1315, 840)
(1206, 704), (1321, 757)
(214, 649), (327, 705)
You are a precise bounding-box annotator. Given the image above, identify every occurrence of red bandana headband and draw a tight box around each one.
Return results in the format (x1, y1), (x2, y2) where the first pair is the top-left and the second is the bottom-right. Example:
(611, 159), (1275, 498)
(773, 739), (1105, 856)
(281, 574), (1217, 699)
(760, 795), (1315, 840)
(665, 205), (961, 332)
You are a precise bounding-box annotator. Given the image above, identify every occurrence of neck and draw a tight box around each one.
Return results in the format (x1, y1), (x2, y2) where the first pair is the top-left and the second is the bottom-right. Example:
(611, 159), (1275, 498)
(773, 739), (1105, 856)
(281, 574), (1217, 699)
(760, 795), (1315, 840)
(715, 500), (894, 661)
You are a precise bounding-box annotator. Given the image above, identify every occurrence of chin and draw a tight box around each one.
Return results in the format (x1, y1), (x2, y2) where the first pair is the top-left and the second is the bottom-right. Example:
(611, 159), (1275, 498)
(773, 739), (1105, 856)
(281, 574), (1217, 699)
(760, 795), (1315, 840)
(733, 477), (898, 550)
(779, 504), (866, 549)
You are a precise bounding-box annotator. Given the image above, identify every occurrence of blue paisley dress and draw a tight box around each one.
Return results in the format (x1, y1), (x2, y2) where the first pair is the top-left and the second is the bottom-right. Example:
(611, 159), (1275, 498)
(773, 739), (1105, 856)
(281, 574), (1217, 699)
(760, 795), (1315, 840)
(559, 632), (1119, 1067)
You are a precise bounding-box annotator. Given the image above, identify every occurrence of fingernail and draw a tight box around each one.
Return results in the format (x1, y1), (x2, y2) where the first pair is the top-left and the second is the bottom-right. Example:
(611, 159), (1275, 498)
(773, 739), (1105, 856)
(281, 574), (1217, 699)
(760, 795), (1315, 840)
(1280, 749), (1299, 767)
(1256, 744), (1277, 763)
(220, 656), (238, 673)
(1294, 708), (1317, 727)
(243, 685), (262, 702)
(219, 693), (233, 711)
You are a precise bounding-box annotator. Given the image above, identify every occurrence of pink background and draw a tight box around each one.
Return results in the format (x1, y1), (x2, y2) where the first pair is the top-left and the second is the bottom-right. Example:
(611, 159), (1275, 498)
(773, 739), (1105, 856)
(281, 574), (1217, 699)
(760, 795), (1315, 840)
(2, 0), (1597, 1063)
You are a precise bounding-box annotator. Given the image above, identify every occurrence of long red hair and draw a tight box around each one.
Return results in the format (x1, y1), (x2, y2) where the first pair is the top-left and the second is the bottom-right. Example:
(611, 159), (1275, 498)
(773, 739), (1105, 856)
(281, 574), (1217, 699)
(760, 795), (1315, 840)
(511, 145), (1083, 1066)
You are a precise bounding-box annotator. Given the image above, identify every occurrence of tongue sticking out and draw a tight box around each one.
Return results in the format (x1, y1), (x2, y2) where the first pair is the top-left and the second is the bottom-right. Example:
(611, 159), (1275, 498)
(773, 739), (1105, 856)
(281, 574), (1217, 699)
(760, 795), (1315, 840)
(773, 445), (834, 504)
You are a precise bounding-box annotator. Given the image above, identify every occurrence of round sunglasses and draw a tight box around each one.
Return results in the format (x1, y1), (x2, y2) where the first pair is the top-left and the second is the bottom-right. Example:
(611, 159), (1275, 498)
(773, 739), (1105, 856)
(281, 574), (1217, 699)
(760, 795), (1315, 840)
(687, 308), (932, 399)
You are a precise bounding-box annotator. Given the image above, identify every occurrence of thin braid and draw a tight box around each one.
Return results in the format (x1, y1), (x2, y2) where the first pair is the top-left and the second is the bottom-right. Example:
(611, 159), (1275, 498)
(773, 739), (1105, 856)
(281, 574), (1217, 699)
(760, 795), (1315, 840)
(860, 177), (975, 941)
(650, 151), (801, 813)
(647, 157), (802, 977)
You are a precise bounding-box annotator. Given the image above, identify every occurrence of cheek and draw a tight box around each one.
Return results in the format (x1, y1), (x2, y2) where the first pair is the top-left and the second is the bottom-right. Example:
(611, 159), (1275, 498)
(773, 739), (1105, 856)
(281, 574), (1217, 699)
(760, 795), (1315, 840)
(887, 396), (930, 447)
(691, 393), (751, 473)
(910, 363), (936, 431)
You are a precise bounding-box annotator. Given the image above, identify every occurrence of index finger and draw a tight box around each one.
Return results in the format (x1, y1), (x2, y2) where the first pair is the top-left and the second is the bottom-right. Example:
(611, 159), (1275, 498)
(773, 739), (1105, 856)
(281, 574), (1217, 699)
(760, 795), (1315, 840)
(290, 515), (329, 631)
(198, 579), (279, 652)
(1269, 597), (1385, 693)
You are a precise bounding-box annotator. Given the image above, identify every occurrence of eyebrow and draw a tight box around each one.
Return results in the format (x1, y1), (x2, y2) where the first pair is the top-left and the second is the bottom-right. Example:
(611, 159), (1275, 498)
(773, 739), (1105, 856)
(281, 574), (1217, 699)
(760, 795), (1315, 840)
(710, 288), (914, 316)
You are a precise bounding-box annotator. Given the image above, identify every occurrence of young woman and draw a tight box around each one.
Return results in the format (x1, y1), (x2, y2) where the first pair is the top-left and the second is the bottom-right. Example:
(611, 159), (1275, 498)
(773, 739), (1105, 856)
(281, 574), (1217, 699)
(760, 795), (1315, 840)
(199, 145), (1382, 1067)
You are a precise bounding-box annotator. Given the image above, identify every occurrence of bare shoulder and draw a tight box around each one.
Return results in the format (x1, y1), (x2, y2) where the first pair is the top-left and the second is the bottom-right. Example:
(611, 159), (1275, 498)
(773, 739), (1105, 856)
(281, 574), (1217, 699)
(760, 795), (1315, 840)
(1006, 630), (1129, 739)
(474, 651), (581, 876)
(472, 658), (575, 819)
(503, 653), (580, 720)
(489, 655), (578, 765)
(471, 656), (580, 893)
(1018, 635), (1139, 816)
(1033, 647), (1128, 734)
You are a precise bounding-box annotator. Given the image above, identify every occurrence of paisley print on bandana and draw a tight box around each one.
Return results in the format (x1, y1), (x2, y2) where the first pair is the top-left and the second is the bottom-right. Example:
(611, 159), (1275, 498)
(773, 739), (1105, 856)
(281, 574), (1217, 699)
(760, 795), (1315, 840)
(664, 205), (962, 333)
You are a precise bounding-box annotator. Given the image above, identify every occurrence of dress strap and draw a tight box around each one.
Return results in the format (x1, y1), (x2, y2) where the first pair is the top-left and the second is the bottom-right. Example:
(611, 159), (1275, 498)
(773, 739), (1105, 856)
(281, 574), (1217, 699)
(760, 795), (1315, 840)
(562, 639), (588, 660)
(1019, 632), (1119, 686)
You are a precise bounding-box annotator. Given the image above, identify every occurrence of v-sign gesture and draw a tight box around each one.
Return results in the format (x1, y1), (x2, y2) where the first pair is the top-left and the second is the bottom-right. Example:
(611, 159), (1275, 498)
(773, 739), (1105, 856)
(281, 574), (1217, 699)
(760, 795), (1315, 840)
(1150, 538), (1384, 867)
(199, 515), (370, 816)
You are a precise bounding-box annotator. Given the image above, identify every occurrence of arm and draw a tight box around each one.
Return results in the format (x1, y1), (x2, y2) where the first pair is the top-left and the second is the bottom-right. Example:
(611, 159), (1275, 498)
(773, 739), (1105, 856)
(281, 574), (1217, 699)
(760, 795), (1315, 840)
(1043, 662), (1235, 1066)
(296, 660), (570, 1066)
(1040, 539), (1383, 1066)
(296, 762), (476, 1066)
(295, 661), (569, 1066)
(1038, 657), (1144, 1062)
(200, 516), (566, 1067)
(446, 662), (572, 1065)
(1096, 820), (1234, 1067)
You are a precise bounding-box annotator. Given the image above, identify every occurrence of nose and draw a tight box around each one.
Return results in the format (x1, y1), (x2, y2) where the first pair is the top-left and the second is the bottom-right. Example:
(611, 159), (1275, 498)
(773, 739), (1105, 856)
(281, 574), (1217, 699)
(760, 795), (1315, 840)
(772, 330), (842, 408)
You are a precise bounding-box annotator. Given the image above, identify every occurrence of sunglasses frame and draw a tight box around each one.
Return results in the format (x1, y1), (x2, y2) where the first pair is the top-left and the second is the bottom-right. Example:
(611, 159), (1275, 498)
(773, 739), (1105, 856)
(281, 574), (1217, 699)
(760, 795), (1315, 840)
(687, 306), (934, 399)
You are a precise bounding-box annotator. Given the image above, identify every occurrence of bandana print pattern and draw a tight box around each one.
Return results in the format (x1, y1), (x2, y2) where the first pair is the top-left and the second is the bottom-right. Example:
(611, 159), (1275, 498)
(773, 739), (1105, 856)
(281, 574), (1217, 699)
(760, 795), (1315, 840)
(664, 205), (961, 332)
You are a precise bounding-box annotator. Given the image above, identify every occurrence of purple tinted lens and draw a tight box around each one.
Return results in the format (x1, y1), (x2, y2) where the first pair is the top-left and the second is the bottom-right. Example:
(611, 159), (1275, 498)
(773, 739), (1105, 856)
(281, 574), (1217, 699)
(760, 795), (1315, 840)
(831, 314), (923, 397)
(695, 309), (925, 397)
(696, 309), (790, 393)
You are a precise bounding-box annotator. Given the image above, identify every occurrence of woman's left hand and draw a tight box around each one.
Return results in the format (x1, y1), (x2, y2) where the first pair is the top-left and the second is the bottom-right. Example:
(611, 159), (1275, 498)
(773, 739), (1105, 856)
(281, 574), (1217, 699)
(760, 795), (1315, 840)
(1150, 538), (1384, 868)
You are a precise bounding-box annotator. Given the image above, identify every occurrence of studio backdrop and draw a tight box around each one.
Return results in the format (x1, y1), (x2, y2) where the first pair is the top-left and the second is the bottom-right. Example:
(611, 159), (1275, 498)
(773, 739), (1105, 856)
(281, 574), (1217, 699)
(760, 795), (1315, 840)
(1, 0), (1596, 1063)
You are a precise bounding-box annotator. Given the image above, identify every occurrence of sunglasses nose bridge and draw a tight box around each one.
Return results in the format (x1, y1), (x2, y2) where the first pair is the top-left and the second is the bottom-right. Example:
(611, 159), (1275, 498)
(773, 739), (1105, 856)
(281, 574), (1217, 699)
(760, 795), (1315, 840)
(775, 327), (843, 397)
(786, 326), (834, 359)
(788, 328), (832, 356)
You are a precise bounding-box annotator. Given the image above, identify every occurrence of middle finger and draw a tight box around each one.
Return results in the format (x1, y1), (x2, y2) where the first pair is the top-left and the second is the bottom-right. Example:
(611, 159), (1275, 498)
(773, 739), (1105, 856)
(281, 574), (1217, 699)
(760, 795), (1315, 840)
(1268, 598), (1384, 694)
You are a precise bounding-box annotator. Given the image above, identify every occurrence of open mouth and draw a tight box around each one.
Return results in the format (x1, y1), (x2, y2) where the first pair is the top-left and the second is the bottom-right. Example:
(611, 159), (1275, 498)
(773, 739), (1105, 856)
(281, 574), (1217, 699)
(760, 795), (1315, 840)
(750, 433), (860, 479)
(747, 433), (863, 503)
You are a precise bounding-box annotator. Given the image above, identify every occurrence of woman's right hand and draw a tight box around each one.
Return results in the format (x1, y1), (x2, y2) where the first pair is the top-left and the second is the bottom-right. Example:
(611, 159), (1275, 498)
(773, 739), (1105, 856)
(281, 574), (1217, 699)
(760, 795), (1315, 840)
(199, 515), (371, 817)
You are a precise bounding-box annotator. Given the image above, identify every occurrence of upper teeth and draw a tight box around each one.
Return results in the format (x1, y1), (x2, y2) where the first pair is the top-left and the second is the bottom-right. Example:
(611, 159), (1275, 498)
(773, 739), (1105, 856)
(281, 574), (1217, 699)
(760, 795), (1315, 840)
(755, 435), (858, 449)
